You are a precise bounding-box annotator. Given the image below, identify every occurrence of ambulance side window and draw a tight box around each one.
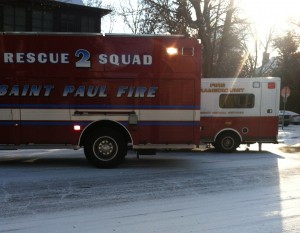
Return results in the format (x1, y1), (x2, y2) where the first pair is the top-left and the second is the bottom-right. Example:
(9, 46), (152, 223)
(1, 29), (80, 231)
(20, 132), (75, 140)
(219, 94), (255, 108)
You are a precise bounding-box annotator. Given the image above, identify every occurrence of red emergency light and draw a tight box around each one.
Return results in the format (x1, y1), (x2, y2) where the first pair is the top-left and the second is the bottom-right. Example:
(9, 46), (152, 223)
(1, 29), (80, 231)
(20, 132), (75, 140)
(268, 82), (276, 89)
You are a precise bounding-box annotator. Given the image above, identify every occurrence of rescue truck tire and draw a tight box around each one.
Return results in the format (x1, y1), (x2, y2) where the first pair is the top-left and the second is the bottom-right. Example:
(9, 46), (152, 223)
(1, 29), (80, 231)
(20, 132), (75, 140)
(215, 132), (240, 153)
(84, 128), (126, 168)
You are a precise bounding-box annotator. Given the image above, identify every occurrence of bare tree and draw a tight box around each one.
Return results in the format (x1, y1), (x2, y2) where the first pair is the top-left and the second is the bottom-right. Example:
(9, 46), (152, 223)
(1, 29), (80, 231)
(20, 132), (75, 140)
(83, 0), (102, 7)
(82, 0), (117, 33)
(118, 0), (145, 34)
(239, 27), (259, 77)
(214, 0), (235, 74)
(137, 0), (249, 77)
(253, 27), (275, 76)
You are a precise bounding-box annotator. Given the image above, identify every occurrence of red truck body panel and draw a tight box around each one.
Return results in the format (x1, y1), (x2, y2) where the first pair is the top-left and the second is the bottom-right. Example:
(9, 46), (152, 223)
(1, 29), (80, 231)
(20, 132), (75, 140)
(0, 33), (201, 149)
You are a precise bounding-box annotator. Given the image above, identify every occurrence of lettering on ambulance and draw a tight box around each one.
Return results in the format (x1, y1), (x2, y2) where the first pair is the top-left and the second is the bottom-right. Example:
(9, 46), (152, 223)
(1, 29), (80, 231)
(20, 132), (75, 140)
(63, 85), (108, 97)
(75, 49), (91, 68)
(2, 50), (153, 67)
(0, 84), (54, 97)
(98, 54), (152, 66)
(116, 86), (158, 98)
(3, 52), (69, 64)
(201, 88), (245, 93)
(0, 85), (158, 98)
(62, 85), (158, 98)
(201, 83), (245, 93)
(75, 49), (153, 67)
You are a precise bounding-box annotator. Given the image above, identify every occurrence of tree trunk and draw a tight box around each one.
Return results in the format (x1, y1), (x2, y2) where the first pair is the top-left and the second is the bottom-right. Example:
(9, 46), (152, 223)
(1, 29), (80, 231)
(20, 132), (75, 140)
(190, 0), (213, 77)
(215, 0), (235, 76)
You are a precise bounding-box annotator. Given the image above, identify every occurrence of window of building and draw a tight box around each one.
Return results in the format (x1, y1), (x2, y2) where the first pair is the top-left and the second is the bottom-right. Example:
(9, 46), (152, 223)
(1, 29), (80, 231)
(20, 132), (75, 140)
(32, 10), (53, 32)
(61, 13), (76, 32)
(3, 6), (26, 31)
(81, 16), (95, 32)
(219, 94), (255, 109)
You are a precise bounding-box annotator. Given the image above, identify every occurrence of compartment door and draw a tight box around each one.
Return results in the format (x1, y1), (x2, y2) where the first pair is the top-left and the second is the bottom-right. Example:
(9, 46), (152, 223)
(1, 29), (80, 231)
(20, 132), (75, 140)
(259, 81), (279, 139)
(0, 77), (20, 145)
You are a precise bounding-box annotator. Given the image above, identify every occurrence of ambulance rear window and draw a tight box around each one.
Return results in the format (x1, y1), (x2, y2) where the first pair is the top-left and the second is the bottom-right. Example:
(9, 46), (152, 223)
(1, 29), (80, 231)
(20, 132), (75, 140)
(219, 94), (255, 109)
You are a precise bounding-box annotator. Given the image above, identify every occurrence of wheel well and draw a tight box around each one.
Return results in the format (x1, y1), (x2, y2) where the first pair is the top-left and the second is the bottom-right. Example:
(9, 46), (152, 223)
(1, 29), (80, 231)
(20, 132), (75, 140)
(79, 120), (132, 147)
(214, 129), (242, 144)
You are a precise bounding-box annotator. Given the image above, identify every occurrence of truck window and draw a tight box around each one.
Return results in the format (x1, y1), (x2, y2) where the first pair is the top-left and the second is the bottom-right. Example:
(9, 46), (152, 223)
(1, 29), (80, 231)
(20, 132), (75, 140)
(219, 94), (255, 108)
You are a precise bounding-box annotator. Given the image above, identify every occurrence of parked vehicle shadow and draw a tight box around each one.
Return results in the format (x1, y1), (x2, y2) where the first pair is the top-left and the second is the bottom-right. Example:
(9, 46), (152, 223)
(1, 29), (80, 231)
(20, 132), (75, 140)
(0, 148), (284, 169)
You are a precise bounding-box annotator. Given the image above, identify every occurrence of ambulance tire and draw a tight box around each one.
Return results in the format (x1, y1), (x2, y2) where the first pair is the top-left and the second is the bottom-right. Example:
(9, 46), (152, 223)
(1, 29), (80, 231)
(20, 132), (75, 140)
(215, 132), (240, 153)
(84, 128), (126, 168)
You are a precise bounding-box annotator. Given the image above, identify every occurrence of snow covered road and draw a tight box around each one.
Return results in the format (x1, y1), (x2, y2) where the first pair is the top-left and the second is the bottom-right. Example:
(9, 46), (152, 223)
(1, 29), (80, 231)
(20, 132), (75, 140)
(0, 126), (300, 233)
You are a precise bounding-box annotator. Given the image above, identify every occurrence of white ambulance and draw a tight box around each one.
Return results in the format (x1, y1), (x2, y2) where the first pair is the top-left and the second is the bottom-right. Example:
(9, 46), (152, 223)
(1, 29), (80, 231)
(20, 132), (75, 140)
(200, 77), (280, 152)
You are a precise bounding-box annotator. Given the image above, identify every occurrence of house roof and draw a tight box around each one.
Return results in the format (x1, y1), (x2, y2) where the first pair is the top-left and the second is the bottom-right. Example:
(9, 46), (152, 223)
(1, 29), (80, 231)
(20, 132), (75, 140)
(0, 0), (111, 17)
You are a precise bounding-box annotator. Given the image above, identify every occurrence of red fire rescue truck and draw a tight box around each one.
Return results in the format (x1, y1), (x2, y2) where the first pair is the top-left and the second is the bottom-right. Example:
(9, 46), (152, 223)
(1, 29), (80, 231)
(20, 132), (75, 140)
(201, 77), (280, 152)
(0, 32), (201, 167)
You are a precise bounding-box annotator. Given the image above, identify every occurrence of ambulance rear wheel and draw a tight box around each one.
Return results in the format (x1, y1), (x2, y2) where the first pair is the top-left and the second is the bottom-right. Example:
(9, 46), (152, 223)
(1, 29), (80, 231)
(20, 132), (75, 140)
(84, 128), (126, 168)
(215, 132), (240, 153)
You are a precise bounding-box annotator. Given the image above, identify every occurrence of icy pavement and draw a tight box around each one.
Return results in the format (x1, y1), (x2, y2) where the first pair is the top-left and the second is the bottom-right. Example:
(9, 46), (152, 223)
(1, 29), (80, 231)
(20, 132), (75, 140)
(0, 125), (300, 233)
(278, 125), (300, 153)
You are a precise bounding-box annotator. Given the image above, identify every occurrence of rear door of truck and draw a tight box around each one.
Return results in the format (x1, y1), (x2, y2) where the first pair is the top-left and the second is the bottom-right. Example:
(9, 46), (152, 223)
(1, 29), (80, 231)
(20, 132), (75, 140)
(259, 79), (280, 140)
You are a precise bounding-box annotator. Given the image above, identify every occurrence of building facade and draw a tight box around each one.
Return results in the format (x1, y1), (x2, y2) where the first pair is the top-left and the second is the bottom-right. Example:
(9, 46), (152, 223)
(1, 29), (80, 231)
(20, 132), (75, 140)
(0, 0), (111, 33)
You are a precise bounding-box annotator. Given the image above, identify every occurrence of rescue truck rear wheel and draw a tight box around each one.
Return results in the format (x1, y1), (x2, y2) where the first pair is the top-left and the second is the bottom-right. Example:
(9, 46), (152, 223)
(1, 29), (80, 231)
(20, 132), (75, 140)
(84, 128), (126, 168)
(215, 132), (240, 153)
